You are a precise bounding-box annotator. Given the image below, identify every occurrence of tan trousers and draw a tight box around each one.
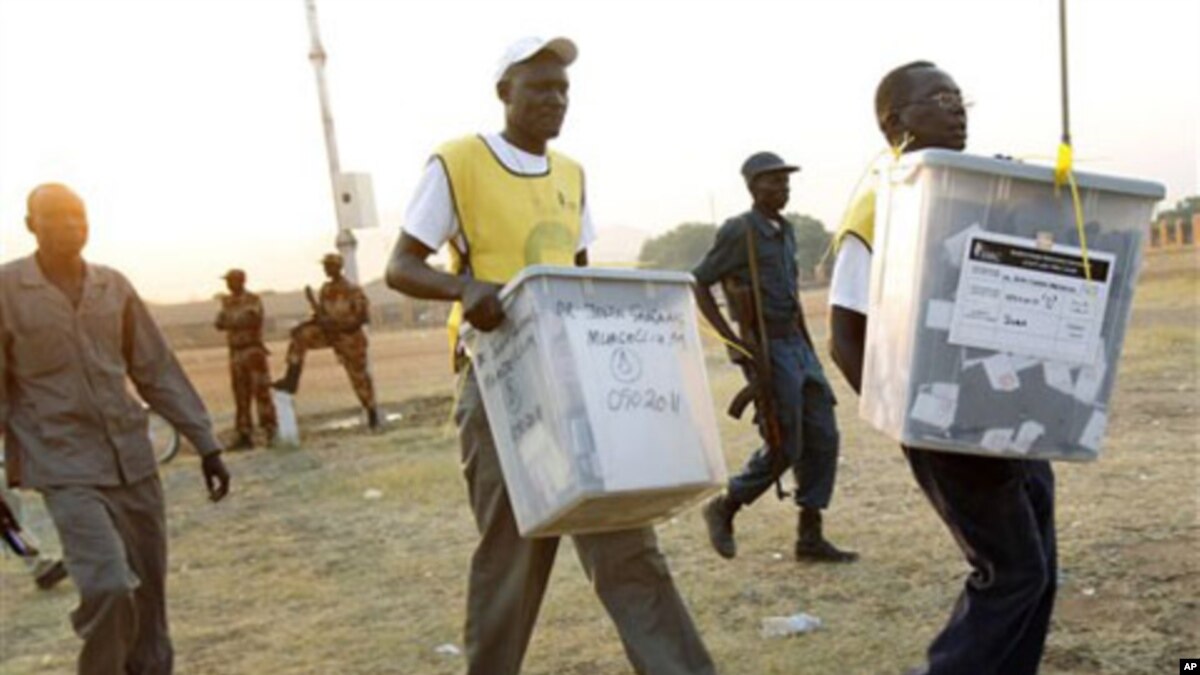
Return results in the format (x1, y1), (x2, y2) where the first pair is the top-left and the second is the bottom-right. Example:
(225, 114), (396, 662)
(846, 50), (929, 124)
(285, 322), (375, 409)
(41, 476), (171, 675)
(455, 372), (716, 675)
(229, 345), (277, 437)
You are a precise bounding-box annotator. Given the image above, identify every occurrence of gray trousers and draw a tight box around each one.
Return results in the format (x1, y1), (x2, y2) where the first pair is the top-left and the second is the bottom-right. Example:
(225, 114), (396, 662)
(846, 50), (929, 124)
(456, 371), (717, 675)
(41, 476), (172, 675)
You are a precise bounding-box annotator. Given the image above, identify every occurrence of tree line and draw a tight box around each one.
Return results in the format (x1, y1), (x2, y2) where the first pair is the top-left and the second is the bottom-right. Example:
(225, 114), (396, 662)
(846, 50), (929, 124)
(637, 213), (834, 282)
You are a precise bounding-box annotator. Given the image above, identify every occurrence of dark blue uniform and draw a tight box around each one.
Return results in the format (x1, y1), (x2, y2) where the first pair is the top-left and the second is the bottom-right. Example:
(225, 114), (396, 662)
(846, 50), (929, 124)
(693, 210), (841, 509)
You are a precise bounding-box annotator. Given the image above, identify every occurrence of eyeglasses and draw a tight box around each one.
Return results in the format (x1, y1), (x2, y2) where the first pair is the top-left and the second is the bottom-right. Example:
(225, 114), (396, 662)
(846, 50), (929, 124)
(896, 92), (974, 111)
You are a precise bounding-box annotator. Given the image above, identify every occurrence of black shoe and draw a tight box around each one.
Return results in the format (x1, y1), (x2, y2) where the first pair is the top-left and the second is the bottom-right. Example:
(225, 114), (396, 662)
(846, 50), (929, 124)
(272, 363), (302, 394)
(702, 494), (739, 559)
(794, 537), (860, 563)
(35, 560), (68, 590)
(796, 507), (858, 563)
(366, 408), (380, 430)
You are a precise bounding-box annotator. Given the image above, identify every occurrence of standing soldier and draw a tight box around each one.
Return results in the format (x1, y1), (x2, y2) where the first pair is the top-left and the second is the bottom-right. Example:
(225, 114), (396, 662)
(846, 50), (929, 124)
(214, 268), (277, 449)
(273, 253), (379, 429)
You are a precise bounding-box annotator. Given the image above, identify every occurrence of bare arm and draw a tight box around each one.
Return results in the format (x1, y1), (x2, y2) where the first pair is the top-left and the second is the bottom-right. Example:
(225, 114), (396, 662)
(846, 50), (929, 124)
(385, 232), (505, 332)
(693, 282), (742, 350)
(386, 233), (467, 300)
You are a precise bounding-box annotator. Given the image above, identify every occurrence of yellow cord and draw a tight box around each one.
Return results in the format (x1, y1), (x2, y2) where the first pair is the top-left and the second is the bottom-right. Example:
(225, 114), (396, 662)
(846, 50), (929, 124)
(1054, 141), (1093, 282)
(1066, 170), (1092, 282)
(890, 133), (913, 159)
(698, 320), (755, 361)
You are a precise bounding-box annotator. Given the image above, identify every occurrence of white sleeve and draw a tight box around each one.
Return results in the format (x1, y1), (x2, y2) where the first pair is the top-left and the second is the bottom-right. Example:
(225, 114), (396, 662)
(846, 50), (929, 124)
(402, 159), (460, 252)
(828, 236), (872, 315)
(578, 201), (597, 252)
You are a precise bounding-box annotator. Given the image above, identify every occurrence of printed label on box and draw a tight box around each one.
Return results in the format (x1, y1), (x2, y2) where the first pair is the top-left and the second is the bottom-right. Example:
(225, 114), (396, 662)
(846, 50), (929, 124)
(948, 233), (1115, 366)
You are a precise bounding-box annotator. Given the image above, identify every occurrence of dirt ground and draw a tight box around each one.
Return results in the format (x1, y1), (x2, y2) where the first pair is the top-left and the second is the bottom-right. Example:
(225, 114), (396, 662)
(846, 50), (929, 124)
(1, 248), (1196, 674)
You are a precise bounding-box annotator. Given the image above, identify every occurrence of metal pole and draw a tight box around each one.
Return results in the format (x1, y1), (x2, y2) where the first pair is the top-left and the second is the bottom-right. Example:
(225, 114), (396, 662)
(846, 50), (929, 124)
(1058, 0), (1071, 146)
(305, 0), (359, 284)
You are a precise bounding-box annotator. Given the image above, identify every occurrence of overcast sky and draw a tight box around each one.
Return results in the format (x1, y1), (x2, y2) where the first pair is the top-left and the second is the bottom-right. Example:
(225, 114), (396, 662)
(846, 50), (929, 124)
(1, 0), (1196, 302)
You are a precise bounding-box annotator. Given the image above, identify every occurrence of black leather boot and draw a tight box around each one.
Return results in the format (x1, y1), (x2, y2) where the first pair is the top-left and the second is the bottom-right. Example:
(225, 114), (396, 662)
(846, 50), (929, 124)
(702, 493), (741, 559)
(795, 507), (858, 563)
(272, 362), (302, 394)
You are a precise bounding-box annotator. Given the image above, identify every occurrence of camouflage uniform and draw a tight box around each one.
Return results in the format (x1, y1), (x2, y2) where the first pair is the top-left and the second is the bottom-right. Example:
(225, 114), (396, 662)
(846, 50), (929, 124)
(215, 290), (277, 439)
(285, 277), (376, 410)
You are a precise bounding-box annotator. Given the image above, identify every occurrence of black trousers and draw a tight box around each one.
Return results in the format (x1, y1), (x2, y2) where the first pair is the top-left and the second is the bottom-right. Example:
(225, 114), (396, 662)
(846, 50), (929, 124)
(904, 447), (1057, 675)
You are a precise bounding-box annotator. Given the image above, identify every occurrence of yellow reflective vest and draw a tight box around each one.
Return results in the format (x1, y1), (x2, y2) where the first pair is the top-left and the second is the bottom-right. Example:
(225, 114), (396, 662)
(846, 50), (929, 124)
(834, 189), (877, 254)
(436, 135), (584, 366)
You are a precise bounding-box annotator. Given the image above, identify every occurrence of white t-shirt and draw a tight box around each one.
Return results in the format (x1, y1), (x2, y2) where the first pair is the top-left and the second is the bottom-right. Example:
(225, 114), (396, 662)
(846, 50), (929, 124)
(402, 132), (597, 255)
(828, 235), (872, 314)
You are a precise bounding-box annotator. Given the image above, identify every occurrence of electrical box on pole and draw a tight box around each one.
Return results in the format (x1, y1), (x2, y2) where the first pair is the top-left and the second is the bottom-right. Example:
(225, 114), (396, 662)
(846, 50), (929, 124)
(335, 172), (379, 230)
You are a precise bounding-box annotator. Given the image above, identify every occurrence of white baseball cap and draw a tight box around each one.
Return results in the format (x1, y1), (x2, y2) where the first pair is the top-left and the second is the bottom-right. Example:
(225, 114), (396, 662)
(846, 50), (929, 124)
(494, 36), (578, 83)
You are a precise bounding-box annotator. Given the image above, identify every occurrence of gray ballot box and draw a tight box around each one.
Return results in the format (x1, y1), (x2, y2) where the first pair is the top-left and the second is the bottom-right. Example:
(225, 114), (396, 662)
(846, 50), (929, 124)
(462, 266), (727, 537)
(862, 150), (1164, 461)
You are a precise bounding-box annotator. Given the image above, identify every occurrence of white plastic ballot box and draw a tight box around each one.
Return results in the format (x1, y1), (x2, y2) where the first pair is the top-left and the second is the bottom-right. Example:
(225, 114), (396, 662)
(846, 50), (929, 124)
(461, 266), (726, 537)
(862, 150), (1163, 461)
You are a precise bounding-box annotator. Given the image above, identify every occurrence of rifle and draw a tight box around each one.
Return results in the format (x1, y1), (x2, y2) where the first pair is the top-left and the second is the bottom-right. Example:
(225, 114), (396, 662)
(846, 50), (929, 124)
(723, 221), (788, 499)
(305, 285), (339, 338)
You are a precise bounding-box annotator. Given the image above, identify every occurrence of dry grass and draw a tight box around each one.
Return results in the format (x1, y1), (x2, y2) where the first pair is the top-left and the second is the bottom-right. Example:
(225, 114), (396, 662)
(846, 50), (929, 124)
(1, 249), (1196, 674)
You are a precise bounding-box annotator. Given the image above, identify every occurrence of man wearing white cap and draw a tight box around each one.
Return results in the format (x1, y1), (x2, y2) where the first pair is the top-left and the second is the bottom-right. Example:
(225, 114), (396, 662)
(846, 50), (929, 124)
(387, 37), (716, 675)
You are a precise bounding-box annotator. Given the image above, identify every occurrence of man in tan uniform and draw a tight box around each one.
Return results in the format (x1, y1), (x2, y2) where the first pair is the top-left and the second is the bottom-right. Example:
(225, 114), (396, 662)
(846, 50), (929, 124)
(273, 253), (379, 429)
(215, 268), (277, 449)
(0, 183), (231, 674)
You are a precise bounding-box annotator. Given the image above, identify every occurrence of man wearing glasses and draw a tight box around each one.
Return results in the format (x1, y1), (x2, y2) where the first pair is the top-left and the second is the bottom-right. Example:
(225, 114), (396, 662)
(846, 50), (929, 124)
(828, 62), (1057, 675)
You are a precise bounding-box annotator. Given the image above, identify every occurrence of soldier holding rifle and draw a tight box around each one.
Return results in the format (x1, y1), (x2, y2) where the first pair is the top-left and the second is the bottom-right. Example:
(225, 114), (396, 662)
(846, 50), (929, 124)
(273, 253), (379, 429)
(692, 152), (857, 563)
